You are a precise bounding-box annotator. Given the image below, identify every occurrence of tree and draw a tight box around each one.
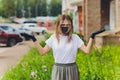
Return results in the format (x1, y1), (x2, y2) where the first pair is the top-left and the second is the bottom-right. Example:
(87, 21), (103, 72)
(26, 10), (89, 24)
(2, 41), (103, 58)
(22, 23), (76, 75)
(1, 0), (16, 18)
(0, 0), (3, 16)
(38, 0), (47, 16)
(0, 0), (48, 18)
(49, 0), (62, 16)
(25, 0), (47, 17)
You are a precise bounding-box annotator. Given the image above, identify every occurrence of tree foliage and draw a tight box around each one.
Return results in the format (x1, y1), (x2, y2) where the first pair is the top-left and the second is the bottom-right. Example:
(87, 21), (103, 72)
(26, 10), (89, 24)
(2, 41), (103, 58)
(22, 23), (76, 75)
(49, 0), (62, 16)
(0, 0), (61, 18)
(0, 0), (15, 17)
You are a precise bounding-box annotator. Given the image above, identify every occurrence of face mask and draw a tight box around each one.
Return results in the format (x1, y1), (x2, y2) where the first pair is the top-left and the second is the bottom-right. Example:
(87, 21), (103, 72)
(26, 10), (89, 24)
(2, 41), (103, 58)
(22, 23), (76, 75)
(61, 27), (69, 35)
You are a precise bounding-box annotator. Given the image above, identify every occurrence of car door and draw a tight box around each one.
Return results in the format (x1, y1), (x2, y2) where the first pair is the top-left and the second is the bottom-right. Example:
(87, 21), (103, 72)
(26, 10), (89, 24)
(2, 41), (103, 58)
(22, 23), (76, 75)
(24, 24), (42, 32)
(0, 29), (7, 43)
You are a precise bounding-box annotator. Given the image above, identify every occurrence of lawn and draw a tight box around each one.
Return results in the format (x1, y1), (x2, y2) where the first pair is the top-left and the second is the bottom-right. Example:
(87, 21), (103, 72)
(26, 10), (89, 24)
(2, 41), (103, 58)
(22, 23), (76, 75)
(1, 35), (120, 80)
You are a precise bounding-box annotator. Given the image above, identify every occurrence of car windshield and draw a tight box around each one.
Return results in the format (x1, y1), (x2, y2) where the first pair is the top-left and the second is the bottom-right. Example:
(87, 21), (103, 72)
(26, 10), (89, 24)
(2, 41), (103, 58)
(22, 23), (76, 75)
(19, 27), (29, 31)
(0, 26), (14, 32)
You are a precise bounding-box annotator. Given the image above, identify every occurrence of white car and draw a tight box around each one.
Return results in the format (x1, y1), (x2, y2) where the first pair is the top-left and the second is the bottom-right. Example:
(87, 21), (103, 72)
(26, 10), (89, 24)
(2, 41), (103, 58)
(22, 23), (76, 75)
(21, 23), (47, 35)
(16, 26), (32, 35)
(15, 26), (33, 40)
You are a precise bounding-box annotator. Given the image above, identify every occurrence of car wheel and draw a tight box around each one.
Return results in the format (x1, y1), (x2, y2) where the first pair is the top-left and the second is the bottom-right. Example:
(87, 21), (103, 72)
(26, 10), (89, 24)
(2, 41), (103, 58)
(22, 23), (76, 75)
(22, 35), (30, 41)
(36, 32), (40, 35)
(25, 37), (30, 40)
(7, 38), (17, 47)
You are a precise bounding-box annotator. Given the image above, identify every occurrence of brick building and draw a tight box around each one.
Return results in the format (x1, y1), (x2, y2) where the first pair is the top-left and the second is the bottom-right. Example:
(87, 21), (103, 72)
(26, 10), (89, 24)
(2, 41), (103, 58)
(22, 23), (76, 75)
(62, 0), (120, 47)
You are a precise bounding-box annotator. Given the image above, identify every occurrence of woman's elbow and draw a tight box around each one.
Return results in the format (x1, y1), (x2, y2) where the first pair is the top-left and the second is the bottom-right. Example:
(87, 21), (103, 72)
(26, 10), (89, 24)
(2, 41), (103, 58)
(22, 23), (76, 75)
(40, 50), (48, 56)
(40, 51), (46, 56)
(40, 53), (46, 56)
(84, 50), (91, 54)
(80, 45), (91, 54)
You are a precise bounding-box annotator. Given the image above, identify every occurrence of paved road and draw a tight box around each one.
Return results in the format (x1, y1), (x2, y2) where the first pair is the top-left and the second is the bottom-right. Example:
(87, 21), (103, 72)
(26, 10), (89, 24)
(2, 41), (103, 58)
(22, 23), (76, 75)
(0, 41), (34, 79)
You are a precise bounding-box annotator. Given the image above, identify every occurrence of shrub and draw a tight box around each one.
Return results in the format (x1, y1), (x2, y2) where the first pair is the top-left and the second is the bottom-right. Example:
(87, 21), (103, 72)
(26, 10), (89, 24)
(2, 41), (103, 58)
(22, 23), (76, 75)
(73, 32), (87, 44)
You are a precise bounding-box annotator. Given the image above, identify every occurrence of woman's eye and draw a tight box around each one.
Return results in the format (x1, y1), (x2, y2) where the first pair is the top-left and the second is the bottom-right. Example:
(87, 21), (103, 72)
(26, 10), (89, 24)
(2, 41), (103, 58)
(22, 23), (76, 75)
(67, 24), (71, 26)
(61, 24), (71, 27)
(61, 24), (65, 26)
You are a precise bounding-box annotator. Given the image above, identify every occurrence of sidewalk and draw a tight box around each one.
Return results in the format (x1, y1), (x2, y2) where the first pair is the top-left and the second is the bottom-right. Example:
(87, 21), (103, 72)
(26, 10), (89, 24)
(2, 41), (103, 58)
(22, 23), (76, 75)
(0, 41), (34, 79)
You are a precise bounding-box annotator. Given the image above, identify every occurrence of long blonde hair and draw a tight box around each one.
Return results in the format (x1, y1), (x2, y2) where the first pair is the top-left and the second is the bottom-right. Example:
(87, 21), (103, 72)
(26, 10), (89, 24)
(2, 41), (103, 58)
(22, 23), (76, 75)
(55, 14), (73, 42)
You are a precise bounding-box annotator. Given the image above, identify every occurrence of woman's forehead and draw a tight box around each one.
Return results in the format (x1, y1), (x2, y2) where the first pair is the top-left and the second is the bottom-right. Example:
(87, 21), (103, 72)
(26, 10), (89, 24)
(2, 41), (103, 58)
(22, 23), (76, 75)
(60, 19), (71, 24)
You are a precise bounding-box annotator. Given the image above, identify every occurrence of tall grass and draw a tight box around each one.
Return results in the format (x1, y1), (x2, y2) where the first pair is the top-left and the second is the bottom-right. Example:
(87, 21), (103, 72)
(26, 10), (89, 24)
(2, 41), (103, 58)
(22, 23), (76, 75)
(2, 47), (54, 80)
(77, 45), (120, 80)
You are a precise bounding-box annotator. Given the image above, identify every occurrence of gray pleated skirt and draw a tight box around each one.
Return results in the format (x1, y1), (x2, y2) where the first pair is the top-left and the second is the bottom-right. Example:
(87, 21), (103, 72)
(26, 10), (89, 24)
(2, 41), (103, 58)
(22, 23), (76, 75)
(52, 62), (80, 80)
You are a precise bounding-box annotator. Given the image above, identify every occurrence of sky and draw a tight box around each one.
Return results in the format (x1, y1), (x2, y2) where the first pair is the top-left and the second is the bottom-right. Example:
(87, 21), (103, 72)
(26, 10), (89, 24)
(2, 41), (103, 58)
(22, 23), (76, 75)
(47, 0), (51, 3)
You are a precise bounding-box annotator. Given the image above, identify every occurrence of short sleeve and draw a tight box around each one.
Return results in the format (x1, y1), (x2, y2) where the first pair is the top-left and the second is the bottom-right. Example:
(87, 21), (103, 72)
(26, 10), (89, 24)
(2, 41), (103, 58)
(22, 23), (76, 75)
(45, 34), (55, 48)
(74, 34), (84, 48)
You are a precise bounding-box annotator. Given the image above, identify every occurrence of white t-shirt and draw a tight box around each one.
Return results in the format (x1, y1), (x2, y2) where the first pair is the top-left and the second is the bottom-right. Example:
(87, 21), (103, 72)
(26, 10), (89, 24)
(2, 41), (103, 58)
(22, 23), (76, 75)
(45, 34), (84, 64)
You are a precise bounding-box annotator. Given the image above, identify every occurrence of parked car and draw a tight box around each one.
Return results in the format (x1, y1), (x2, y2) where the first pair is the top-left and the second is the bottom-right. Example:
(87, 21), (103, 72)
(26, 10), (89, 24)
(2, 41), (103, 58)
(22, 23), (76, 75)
(0, 25), (33, 40)
(23, 20), (37, 24)
(21, 23), (47, 35)
(0, 27), (23, 47)
(15, 26), (33, 40)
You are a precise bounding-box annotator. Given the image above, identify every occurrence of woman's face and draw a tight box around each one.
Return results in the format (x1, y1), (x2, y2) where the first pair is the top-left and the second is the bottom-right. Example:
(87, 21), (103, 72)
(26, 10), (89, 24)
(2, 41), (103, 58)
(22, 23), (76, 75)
(59, 19), (71, 35)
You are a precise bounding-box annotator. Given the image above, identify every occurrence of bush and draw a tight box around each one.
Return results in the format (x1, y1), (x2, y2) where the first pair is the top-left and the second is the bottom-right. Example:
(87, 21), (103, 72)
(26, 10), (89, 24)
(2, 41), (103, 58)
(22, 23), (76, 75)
(44, 33), (53, 40)
(73, 32), (87, 44)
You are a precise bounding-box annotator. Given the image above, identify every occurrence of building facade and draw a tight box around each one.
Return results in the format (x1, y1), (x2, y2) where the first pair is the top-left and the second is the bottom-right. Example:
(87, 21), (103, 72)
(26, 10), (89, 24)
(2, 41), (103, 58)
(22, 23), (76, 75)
(62, 0), (120, 41)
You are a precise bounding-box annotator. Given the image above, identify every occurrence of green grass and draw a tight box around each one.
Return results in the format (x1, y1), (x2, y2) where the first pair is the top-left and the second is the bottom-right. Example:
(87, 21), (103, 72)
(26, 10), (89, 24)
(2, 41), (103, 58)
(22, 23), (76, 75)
(2, 47), (54, 80)
(77, 45), (120, 80)
(1, 42), (120, 80)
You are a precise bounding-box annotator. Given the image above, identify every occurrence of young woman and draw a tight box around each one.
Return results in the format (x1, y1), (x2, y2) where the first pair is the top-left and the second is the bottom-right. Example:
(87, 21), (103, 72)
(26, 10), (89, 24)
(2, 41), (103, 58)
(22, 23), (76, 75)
(27, 14), (105, 80)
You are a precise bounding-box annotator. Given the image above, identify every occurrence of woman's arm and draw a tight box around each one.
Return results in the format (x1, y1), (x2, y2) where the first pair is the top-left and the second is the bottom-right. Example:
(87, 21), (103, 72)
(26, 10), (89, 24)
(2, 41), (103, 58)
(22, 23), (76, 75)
(34, 41), (51, 56)
(23, 33), (51, 56)
(80, 29), (105, 54)
(80, 38), (94, 54)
